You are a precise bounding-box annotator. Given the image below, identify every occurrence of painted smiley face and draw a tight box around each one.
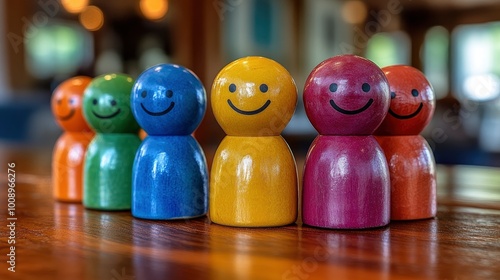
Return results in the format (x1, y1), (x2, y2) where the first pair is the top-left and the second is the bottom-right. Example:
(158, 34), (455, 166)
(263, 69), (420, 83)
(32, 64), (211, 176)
(131, 64), (206, 136)
(90, 97), (121, 119)
(55, 97), (76, 121)
(211, 56), (297, 136)
(388, 89), (423, 119)
(226, 83), (271, 115)
(51, 76), (92, 132)
(303, 55), (390, 135)
(83, 73), (140, 134)
(329, 82), (374, 115)
(139, 89), (175, 116)
(375, 65), (435, 135)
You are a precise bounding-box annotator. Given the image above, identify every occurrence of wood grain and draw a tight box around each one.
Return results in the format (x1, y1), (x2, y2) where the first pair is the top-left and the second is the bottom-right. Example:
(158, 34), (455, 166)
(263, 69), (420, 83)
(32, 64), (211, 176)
(1, 147), (500, 279)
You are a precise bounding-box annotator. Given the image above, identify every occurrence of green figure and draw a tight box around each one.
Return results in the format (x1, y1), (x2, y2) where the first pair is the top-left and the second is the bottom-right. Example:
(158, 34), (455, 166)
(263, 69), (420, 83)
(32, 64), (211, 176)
(82, 73), (141, 210)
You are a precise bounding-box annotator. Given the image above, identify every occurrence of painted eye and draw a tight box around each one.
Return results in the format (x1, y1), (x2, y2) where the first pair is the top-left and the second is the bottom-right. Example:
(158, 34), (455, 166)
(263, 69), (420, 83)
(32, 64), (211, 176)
(329, 83), (338, 92)
(362, 83), (371, 92)
(391, 92), (396, 99)
(259, 84), (268, 93)
(69, 98), (75, 105)
(166, 90), (173, 98)
(110, 100), (117, 106)
(141, 91), (147, 98)
(92, 99), (98, 105)
(229, 84), (236, 93)
(411, 89), (419, 97)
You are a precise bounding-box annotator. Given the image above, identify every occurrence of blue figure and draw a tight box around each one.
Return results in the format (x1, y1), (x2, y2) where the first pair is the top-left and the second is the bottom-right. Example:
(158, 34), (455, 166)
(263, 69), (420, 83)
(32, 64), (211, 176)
(131, 64), (208, 220)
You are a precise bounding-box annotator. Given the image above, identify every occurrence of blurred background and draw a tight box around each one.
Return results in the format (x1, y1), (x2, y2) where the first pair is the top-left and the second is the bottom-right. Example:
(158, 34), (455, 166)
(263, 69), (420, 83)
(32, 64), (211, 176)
(2, 0), (500, 167)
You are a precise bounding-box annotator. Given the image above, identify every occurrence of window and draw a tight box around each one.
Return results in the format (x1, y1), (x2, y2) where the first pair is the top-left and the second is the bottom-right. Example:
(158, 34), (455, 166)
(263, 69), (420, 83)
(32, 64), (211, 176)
(422, 26), (449, 100)
(365, 31), (410, 67)
(452, 22), (500, 101)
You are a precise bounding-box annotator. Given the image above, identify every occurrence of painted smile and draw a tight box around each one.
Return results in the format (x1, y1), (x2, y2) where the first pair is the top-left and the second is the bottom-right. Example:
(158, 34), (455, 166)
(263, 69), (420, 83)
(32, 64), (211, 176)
(92, 109), (121, 119)
(57, 109), (75, 121)
(329, 99), (373, 115)
(140, 102), (175, 116)
(389, 103), (423, 119)
(227, 99), (271, 115)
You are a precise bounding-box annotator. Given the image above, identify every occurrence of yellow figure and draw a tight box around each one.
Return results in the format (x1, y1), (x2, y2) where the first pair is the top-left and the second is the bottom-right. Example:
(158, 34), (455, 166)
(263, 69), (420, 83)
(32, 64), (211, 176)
(210, 56), (298, 227)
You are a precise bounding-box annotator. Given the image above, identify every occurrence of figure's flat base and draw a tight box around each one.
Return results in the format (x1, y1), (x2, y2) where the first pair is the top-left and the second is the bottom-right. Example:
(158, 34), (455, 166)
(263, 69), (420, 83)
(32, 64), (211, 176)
(132, 213), (207, 221)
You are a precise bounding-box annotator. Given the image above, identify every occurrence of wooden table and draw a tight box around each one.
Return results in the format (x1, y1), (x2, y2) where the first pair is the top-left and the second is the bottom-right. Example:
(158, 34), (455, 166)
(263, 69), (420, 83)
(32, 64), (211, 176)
(1, 144), (500, 280)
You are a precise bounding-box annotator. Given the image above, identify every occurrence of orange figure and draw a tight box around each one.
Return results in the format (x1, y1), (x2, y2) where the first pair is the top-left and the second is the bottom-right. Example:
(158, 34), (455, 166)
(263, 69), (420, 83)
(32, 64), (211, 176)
(139, 129), (148, 140)
(375, 66), (436, 220)
(51, 76), (93, 202)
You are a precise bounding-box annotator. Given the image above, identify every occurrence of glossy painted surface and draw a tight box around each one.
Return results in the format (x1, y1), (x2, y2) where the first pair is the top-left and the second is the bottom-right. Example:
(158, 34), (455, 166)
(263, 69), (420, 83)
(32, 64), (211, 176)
(52, 132), (93, 202)
(210, 57), (298, 227)
(375, 65), (435, 135)
(6, 146), (500, 280)
(303, 54), (390, 135)
(83, 73), (139, 134)
(51, 76), (93, 132)
(211, 56), (297, 136)
(131, 64), (208, 220)
(132, 136), (208, 219)
(210, 136), (298, 227)
(82, 74), (140, 210)
(83, 134), (141, 210)
(51, 76), (93, 202)
(302, 135), (390, 229)
(131, 64), (206, 136)
(377, 136), (436, 220)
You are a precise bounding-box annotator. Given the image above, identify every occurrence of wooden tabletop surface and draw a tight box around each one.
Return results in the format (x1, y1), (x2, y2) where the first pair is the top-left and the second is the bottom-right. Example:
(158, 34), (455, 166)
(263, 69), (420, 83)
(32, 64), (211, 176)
(1, 144), (500, 280)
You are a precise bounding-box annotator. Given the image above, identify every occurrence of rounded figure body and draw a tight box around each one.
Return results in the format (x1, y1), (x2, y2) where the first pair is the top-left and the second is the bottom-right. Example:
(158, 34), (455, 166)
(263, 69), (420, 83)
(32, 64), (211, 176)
(210, 136), (297, 227)
(303, 135), (390, 229)
(52, 132), (93, 202)
(51, 76), (93, 202)
(375, 65), (436, 220)
(132, 136), (208, 219)
(302, 55), (391, 229)
(376, 135), (436, 220)
(84, 134), (141, 210)
(130, 64), (208, 220)
(210, 56), (298, 227)
(82, 73), (140, 210)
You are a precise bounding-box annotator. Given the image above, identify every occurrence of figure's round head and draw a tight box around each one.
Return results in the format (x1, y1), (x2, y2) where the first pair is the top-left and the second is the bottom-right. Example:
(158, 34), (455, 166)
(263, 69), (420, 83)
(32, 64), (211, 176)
(375, 65), (435, 135)
(303, 54), (390, 135)
(83, 73), (139, 133)
(51, 76), (92, 132)
(211, 56), (297, 136)
(131, 64), (206, 135)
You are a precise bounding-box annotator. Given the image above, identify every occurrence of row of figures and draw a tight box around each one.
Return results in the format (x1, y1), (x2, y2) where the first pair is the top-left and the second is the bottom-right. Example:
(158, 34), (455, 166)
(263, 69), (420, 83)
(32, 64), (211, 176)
(52, 54), (436, 229)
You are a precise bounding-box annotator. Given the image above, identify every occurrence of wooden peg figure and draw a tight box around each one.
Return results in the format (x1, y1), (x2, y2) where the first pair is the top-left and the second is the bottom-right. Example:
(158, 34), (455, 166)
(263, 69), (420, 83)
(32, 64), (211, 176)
(210, 56), (298, 227)
(302, 54), (391, 229)
(82, 74), (141, 210)
(131, 64), (208, 220)
(51, 76), (93, 202)
(375, 65), (437, 220)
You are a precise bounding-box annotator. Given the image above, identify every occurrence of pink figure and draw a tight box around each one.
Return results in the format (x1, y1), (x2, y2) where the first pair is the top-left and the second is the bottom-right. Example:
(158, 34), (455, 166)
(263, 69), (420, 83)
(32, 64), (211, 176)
(302, 54), (391, 229)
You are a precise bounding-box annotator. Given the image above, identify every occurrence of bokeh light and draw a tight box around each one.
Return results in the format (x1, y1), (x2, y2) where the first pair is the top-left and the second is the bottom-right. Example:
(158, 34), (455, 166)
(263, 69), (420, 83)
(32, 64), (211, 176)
(79, 6), (104, 31)
(140, 0), (169, 21)
(341, 0), (368, 24)
(61, 0), (89, 14)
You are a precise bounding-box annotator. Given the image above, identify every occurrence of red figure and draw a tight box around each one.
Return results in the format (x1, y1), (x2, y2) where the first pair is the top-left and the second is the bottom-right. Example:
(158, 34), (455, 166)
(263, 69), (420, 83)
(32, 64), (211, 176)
(302, 55), (391, 229)
(52, 76), (93, 202)
(375, 65), (436, 220)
